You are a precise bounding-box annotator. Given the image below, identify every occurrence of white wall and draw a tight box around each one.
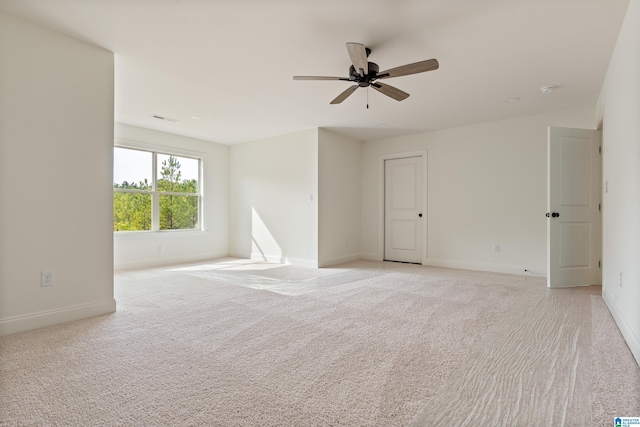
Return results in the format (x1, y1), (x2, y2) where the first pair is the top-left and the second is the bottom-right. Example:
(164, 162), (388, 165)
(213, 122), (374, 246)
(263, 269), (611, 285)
(361, 107), (594, 275)
(113, 124), (229, 270)
(597, 0), (640, 366)
(318, 129), (361, 267)
(0, 13), (115, 335)
(229, 129), (318, 267)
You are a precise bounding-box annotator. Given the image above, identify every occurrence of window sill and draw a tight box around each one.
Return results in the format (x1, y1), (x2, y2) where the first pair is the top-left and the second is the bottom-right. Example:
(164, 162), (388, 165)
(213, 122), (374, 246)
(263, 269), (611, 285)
(114, 229), (208, 238)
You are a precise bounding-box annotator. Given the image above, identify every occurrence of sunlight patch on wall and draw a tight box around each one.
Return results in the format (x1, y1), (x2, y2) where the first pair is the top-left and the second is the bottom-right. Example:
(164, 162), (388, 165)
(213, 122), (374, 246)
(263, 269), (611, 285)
(252, 207), (284, 263)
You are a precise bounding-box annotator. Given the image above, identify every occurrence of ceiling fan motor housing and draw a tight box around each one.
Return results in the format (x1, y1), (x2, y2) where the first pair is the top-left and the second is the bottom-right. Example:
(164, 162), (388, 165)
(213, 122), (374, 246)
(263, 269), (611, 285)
(350, 62), (380, 87)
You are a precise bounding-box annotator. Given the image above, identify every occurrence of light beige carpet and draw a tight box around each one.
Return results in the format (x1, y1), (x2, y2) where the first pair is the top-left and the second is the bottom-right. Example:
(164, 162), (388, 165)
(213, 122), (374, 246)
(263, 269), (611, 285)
(0, 259), (638, 426)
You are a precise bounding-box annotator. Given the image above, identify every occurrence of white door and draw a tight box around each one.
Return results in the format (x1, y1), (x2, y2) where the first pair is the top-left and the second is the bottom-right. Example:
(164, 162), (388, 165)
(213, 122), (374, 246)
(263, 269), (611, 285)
(548, 127), (601, 288)
(384, 156), (423, 263)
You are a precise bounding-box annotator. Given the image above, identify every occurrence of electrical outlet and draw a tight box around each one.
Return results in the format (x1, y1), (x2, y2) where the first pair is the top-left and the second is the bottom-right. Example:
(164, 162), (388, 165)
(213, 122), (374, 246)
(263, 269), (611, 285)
(41, 271), (54, 287)
(157, 245), (163, 253)
(494, 243), (500, 253)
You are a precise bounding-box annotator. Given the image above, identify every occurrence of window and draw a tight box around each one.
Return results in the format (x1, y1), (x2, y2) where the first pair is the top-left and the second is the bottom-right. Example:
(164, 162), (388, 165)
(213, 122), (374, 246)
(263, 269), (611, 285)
(114, 147), (201, 232)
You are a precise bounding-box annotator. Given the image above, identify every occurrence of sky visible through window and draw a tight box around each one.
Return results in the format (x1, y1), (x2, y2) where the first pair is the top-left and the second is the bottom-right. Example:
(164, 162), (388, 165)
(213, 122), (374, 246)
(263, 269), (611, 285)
(114, 147), (198, 185)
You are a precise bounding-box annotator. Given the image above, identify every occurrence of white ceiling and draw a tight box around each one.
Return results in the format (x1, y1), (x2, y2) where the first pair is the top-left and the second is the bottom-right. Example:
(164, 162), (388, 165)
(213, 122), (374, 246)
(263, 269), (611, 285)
(0, 0), (630, 145)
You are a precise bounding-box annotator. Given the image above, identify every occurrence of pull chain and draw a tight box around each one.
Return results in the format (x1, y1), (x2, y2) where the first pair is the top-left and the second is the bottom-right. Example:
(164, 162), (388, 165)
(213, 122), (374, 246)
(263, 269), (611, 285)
(367, 87), (369, 109)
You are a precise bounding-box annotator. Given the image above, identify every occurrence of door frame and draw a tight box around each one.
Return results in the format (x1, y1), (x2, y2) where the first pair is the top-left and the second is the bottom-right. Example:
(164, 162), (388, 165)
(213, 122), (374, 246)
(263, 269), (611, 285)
(547, 127), (602, 287)
(378, 150), (428, 264)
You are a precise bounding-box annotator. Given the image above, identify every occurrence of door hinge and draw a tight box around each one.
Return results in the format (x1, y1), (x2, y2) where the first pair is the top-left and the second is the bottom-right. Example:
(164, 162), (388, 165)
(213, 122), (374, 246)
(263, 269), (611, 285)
(598, 260), (601, 268)
(599, 146), (602, 154)
(599, 203), (601, 211)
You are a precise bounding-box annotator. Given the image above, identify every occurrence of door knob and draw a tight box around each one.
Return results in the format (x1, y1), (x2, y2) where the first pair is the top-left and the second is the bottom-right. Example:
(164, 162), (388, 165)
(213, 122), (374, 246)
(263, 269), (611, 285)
(418, 213), (423, 217)
(552, 212), (560, 218)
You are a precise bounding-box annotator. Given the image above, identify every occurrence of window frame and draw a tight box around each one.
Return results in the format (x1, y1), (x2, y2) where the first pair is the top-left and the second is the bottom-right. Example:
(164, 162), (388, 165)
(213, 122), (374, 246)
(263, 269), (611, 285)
(113, 141), (203, 233)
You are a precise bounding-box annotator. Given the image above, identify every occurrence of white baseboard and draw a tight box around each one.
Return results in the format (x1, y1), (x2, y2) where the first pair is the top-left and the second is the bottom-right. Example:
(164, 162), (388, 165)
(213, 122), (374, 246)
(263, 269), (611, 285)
(0, 299), (117, 337)
(249, 252), (318, 268)
(228, 251), (250, 260)
(360, 252), (381, 261)
(318, 254), (361, 268)
(602, 288), (640, 367)
(425, 258), (546, 277)
(114, 252), (229, 271)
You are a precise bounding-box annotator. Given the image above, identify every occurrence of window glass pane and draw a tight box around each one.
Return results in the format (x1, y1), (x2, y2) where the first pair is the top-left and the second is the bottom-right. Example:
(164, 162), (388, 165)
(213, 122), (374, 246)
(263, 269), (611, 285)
(114, 147), (152, 190)
(113, 193), (152, 231)
(157, 154), (198, 193)
(159, 195), (199, 230)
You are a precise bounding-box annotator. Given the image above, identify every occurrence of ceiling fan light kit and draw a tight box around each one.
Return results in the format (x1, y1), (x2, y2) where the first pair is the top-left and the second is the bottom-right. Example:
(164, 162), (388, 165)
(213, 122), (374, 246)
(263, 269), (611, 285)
(294, 42), (439, 105)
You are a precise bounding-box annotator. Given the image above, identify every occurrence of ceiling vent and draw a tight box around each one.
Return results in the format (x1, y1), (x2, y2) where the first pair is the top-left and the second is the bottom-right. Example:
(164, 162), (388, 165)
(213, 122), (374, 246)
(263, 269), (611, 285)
(151, 114), (179, 122)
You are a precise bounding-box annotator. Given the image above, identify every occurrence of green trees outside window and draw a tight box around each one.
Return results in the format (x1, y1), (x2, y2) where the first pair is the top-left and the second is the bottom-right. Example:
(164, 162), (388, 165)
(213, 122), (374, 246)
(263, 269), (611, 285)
(157, 155), (199, 230)
(113, 147), (201, 232)
(113, 181), (152, 231)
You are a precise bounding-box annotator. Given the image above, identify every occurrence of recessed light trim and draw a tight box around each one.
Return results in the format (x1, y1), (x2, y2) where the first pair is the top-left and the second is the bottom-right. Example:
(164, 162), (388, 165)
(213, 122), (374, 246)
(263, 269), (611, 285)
(540, 85), (556, 94)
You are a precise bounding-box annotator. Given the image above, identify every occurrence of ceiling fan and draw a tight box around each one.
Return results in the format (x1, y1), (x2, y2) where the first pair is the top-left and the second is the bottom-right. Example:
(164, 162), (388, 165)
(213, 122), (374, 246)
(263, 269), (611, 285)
(293, 42), (439, 105)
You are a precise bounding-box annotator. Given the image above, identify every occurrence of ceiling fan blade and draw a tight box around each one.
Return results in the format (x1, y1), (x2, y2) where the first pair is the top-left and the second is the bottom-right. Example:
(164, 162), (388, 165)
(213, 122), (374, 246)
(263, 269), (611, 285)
(346, 42), (368, 76)
(293, 76), (349, 81)
(330, 85), (359, 104)
(371, 82), (410, 101)
(377, 59), (439, 79)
